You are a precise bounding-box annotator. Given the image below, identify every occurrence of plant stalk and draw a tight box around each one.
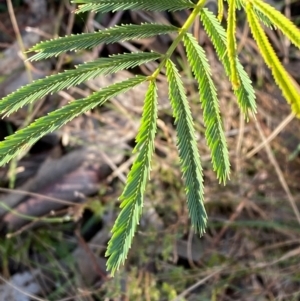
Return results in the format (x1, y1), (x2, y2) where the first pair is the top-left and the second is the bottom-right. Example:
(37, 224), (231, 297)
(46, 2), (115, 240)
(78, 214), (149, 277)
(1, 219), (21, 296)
(150, 0), (207, 80)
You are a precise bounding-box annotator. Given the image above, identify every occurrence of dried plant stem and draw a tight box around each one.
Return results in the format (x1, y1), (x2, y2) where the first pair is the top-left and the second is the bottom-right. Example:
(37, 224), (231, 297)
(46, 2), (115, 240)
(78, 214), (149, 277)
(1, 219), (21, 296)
(253, 117), (300, 225)
(6, 0), (35, 188)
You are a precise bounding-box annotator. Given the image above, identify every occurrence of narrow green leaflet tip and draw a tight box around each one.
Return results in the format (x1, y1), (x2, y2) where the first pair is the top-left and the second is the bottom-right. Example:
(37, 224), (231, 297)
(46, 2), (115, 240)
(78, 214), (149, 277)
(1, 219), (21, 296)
(183, 33), (230, 184)
(106, 81), (158, 275)
(166, 59), (207, 235)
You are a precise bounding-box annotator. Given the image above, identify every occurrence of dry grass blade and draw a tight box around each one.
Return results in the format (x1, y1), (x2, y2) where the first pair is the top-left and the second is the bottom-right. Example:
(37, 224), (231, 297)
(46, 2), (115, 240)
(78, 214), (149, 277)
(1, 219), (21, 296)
(246, 112), (295, 159)
(172, 268), (224, 301)
(253, 117), (300, 224)
(0, 273), (46, 301)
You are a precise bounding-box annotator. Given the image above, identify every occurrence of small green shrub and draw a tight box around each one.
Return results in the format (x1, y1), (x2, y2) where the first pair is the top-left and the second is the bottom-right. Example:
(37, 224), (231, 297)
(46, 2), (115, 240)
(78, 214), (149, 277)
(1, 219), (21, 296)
(0, 0), (299, 275)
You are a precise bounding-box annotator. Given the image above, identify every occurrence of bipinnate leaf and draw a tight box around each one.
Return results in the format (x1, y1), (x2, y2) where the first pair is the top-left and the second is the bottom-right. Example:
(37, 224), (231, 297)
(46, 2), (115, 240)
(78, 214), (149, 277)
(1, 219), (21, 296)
(165, 59), (207, 234)
(200, 8), (256, 117)
(183, 33), (230, 184)
(245, 2), (300, 116)
(29, 23), (178, 61)
(106, 81), (158, 275)
(0, 76), (146, 165)
(251, 0), (300, 49)
(0, 52), (161, 117)
(73, 0), (195, 13)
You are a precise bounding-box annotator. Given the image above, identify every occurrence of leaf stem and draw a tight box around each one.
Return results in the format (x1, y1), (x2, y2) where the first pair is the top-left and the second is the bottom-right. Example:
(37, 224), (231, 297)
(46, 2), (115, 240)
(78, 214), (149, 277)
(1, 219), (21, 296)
(149, 0), (207, 79)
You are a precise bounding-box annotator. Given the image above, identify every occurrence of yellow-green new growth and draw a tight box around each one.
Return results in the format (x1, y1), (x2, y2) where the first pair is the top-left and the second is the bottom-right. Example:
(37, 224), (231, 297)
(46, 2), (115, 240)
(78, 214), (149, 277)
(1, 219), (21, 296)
(227, 0), (240, 89)
(217, 0), (224, 21)
(245, 1), (300, 116)
(251, 0), (300, 49)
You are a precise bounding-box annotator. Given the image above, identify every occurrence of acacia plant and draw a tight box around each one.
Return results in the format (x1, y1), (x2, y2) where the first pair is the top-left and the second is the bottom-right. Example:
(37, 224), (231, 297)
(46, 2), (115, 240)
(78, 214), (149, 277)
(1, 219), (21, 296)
(0, 0), (299, 275)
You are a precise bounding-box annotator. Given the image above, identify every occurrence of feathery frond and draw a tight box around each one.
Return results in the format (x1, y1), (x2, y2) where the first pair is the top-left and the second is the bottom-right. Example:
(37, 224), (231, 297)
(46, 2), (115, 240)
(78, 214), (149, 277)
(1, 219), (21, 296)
(251, 0), (300, 49)
(245, 2), (300, 116)
(29, 23), (178, 60)
(200, 8), (256, 117)
(105, 81), (158, 275)
(183, 33), (230, 184)
(0, 52), (161, 117)
(73, 0), (195, 13)
(0, 76), (146, 165)
(166, 59), (207, 234)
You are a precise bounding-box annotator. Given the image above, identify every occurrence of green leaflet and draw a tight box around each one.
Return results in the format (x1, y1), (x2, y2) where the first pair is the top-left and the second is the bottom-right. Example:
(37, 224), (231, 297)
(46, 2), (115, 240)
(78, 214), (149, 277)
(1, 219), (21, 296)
(165, 59), (207, 235)
(245, 2), (300, 116)
(72, 0), (195, 13)
(253, 7), (275, 29)
(251, 0), (300, 49)
(105, 81), (158, 275)
(235, 0), (243, 9)
(200, 8), (256, 117)
(29, 23), (178, 60)
(0, 52), (161, 117)
(183, 33), (230, 184)
(0, 76), (146, 165)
